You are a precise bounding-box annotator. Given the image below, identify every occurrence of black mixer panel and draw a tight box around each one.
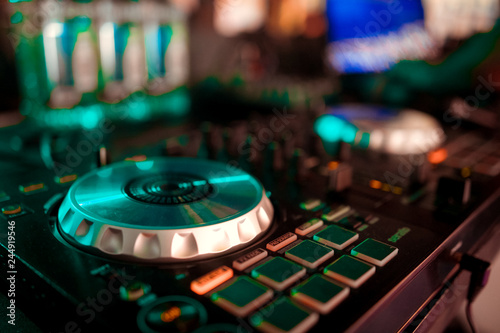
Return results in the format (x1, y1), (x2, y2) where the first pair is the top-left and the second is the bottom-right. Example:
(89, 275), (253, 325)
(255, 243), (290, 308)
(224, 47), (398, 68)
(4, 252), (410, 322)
(1, 110), (500, 333)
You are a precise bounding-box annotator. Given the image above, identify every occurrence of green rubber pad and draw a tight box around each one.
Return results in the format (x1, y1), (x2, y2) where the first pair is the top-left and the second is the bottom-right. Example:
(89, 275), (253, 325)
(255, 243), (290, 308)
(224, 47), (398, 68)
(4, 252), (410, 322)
(351, 238), (398, 266)
(313, 225), (359, 249)
(251, 257), (303, 283)
(285, 240), (333, 268)
(212, 276), (269, 308)
(250, 297), (315, 332)
(323, 255), (375, 288)
(291, 274), (345, 304)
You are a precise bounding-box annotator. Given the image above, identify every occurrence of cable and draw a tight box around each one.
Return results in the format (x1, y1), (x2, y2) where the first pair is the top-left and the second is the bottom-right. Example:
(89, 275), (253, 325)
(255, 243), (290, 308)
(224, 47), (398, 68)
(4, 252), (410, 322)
(465, 301), (477, 333)
(455, 253), (491, 333)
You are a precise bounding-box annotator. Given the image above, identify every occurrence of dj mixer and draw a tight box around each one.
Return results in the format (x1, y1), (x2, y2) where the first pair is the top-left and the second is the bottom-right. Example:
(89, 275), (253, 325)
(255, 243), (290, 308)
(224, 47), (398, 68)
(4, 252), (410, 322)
(1, 105), (500, 333)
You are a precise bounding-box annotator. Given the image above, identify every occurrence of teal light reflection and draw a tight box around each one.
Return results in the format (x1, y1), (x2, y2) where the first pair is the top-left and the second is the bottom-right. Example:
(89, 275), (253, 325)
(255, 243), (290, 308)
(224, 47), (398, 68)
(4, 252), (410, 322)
(314, 114), (358, 144)
(136, 160), (154, 171)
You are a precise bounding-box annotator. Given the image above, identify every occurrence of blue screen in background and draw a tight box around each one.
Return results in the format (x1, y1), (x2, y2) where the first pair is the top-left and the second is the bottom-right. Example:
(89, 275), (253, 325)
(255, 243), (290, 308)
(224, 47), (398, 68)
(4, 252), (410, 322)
(326, 0), (437, 73)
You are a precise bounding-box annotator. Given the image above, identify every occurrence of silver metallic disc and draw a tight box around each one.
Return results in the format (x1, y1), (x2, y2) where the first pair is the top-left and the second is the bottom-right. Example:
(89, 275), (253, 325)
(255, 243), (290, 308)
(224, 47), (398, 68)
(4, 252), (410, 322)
(328, 105), (445, 155)
(57, 158), (274, 262)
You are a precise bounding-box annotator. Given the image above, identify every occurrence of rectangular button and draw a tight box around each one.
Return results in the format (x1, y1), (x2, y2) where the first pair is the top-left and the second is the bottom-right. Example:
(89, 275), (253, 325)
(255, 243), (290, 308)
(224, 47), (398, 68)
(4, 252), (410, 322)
(19, 182), (46, 194)
(250, 297), (318, 333)
(2, 204), (22, 216)
(251, 257), (306, 291)
(313, 225), (359, 250)
(266, 232), (297, 252)
(351, 238), (398, 267)
(190, 266), (234, 295)
(322, 205), (351, 221)
(285, 240), (334, 269)
(323, 255), (375, 288)
(295, 218), (323, 236)
(55, 174), (78, 184)
(291, 274), (349, 314)
(300, 199), (322, 211)
(211, 276), (273, 317)
(233, 248), (268, 271)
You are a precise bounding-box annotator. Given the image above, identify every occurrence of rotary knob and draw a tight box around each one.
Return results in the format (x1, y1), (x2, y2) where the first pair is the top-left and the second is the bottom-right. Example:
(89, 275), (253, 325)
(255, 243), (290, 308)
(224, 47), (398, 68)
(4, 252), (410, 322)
(57, 158), (274, 262)
(316, 105), (445, 155)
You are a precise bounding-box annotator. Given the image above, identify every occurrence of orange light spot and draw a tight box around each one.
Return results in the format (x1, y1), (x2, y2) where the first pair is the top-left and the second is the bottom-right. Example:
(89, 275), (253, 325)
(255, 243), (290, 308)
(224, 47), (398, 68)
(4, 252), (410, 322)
(369, 180), (382, 189)
(328, 161), (339, 170)
(461, 167), (472, 178)
(125, 155), (147, 162)
(161, 306), (181, 323)
(393, 187), (403, 195)
(428, 148), (448, 165)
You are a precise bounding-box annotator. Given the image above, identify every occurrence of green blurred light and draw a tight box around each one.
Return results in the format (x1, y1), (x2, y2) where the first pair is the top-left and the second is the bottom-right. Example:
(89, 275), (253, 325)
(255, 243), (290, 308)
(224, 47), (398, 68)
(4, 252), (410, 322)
(315, 115), (342, 142)
(128, 99), (149, 120)
(359, 132), (370, 149)
(82, 106), (102, 129)
(314, 114), (358, 145)
(71, 16), (92, 33)
(341, 126), (357, 143)
(231, 75), (244, 87)
(160, 89), (190, 116)
(175, 273), (186, 280)
(250, 314), (264, 327)
(10, 12), (23, 24)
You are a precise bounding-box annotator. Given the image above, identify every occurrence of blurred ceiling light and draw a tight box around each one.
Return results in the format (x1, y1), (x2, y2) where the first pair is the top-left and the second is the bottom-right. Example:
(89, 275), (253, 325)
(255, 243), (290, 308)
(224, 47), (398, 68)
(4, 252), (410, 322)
(99, 22), (117, 81)
(422, 0), (499, 43)
(43, 22), (65, 84)
(268, 0), (326, 37)
(214, 0), (267, 37)
(170, 0), (199, 14)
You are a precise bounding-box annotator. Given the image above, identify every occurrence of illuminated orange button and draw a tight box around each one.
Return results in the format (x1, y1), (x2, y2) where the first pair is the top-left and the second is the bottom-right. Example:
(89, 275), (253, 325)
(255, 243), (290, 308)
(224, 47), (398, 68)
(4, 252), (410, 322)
(57, 174), (78, 184)
(161, 306), (181, 323)
(20, 183), (44, 193)
(2, 205), (22, 215)
(190, 266), (233, 295)
(328, 161), (339, 170)
(428, 148), (448, 165)
(369, 180), (382, 189)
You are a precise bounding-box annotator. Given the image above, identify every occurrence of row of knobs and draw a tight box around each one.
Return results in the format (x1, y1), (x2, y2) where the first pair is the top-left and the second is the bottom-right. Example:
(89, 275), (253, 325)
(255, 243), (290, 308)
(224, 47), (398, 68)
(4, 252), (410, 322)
(91, 117), (353, 193)
(161, 119), (352, 192)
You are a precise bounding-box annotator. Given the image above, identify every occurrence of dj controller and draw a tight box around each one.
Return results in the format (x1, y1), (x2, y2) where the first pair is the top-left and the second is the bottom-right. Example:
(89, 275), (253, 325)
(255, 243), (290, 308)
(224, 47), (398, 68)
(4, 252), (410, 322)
(1, 105), (500, 333)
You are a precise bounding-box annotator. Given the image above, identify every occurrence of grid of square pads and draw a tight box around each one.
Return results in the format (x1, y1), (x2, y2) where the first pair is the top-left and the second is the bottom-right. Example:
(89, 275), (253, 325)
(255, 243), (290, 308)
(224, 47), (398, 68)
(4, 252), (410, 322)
(190, 202), (399, 333)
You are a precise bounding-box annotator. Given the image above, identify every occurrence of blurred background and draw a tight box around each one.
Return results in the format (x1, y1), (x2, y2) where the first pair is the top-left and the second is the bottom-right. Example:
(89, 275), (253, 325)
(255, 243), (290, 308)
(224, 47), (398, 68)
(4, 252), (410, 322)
(1, 1), (500, 331)
(1, 0), (500, 128)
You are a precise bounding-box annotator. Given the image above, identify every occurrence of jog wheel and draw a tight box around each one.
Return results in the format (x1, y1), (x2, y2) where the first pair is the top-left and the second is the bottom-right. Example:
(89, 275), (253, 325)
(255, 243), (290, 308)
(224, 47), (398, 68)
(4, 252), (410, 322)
(57, 158), (274, 262)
